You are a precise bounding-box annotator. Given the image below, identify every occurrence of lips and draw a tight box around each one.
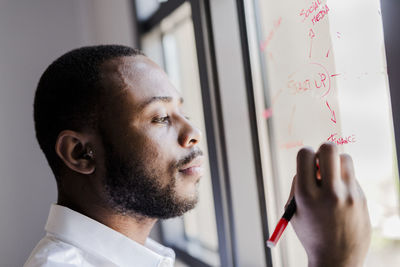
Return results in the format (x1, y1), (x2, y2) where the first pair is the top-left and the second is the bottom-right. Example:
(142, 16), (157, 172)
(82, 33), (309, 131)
(178, 156), (204, 177)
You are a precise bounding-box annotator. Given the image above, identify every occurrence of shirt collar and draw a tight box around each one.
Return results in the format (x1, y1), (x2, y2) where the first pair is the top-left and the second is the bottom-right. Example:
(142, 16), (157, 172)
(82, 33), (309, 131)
(44, 204), (175, 267)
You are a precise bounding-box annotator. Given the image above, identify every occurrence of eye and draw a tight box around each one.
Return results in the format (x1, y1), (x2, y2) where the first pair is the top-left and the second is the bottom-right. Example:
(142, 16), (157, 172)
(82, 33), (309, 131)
(152, 115), (171, 124)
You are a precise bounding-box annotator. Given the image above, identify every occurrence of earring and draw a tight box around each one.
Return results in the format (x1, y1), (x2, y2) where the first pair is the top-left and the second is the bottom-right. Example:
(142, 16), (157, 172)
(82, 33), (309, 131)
(83, 149), (94, 160)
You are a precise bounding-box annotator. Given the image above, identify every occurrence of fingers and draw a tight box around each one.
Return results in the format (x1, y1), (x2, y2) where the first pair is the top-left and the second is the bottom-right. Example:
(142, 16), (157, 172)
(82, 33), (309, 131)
(296, 143), (361, 203)
(341, 155), (366, 200)
(317, 143), (341, 193)
(340, 154), (355, 183)
(296, 147), (318, 198)
(355, 179), (365, 197)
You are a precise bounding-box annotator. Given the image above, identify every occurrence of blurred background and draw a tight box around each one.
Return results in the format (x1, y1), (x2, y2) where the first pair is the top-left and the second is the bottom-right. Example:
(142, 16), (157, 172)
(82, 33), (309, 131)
(1, 0), (399, 266)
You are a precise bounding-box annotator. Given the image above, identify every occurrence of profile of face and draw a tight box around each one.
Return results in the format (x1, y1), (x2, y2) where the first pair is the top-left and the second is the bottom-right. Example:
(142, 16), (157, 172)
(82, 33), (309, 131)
(96, 55), (203, 219)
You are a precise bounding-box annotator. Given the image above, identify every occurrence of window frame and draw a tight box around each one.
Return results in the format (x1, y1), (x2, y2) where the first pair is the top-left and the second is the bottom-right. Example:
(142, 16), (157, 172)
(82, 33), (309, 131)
(206, 0), (270, 265)
(133, 1), (238, 266)
(382, 0), (400, 180)
(234, 0), (274, 265)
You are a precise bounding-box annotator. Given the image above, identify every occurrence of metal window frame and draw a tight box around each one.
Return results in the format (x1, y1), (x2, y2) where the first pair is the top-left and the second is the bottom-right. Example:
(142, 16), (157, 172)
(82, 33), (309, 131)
(207, 0), (270, 266)
(189, 0), (237, 266)
(137, 0), (186, 34)
(382, 0), (400, 182)
(133, 0), (238, 266)
(234, 0), (273, 265)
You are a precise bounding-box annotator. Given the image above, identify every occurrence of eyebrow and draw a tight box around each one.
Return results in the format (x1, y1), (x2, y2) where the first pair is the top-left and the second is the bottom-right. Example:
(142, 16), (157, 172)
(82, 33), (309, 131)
(138, 96), (184, 112)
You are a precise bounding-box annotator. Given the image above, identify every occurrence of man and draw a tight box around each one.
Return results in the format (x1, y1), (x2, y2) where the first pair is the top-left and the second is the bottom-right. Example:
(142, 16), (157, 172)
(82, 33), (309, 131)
(25, 45), (371, 267)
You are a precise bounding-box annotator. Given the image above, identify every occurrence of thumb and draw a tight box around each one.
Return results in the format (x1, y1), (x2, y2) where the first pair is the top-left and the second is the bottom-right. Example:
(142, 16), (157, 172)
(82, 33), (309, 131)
(285, 175), (296, 210)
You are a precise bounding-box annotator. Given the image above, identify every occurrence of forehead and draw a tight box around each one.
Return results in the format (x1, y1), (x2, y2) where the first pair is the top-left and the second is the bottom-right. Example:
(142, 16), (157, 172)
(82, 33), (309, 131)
(100, 55), (181, 108)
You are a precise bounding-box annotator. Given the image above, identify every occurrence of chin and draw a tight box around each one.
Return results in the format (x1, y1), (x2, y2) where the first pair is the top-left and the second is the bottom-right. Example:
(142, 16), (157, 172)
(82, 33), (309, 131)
(176, 184), (199, 203)
(183, 187), (199, 202)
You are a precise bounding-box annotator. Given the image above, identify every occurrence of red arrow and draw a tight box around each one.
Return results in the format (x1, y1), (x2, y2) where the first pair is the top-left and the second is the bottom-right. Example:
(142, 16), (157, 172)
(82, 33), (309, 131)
(309, 29), (316, 39)
(326, 101), (336, 123)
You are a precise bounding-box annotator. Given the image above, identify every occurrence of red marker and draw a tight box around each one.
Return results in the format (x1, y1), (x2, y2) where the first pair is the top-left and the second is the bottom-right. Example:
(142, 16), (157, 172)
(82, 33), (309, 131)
(266, 197), (296, 248)
(267, 159), (320, 248)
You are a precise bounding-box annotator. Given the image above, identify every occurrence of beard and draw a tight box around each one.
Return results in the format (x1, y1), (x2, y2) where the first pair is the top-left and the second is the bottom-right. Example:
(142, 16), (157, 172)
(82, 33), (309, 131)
(100, 130), (202, 219)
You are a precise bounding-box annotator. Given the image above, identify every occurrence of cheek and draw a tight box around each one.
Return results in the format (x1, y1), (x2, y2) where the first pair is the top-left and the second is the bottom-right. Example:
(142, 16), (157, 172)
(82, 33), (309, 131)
(138, 126), (177, 159)
(135, 135), (176, 171)
(124, 125), (180, 175)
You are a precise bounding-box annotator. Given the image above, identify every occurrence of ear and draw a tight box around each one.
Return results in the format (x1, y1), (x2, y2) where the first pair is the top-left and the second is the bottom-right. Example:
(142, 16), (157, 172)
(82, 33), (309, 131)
(55, 130), (96, 175)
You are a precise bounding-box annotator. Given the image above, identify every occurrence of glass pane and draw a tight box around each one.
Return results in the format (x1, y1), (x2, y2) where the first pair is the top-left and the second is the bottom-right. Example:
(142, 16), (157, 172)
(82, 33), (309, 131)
(141, 3), (220, 265)
(135, 0), (160, 21)
(244, 0), (400, 266)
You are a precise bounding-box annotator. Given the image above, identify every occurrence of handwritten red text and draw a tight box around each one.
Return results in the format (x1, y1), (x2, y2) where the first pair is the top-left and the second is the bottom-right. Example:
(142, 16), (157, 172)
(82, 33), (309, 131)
(287, 63), (331, 98)
(299, 0), (322, 22)
(311, 4), (330, 25)
(327, 133), (356, 145)
(288, 72), (327, 94)
(260, 17), (282, 52)
(280, 140), (304, 150)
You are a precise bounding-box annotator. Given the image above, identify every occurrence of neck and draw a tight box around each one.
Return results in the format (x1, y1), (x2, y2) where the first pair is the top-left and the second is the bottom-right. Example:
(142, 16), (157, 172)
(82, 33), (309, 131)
(58, 196), (157, 245)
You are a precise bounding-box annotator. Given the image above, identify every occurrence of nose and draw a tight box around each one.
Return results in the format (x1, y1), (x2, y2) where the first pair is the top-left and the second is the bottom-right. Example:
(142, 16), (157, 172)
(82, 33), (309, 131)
(179, 119), (202, 148)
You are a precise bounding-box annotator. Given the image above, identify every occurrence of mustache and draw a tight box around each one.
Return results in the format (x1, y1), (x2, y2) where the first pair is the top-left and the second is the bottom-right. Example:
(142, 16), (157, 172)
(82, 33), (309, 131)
(175, 149), (204, 169)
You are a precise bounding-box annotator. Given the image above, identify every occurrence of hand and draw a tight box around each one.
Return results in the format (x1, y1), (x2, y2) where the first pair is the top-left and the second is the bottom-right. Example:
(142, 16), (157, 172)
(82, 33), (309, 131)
(287, 143), (371, 267)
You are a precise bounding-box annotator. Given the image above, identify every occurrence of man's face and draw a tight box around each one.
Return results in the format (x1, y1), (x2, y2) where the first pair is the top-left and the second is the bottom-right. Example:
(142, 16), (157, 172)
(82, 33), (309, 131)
(97, 56), (203, 219)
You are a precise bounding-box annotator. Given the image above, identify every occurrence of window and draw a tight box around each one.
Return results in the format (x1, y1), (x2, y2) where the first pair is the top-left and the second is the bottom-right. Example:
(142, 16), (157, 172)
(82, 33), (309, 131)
(243, 0), (400, 266)
(136, 1), (223, 266)
(134, 1), (400, 266)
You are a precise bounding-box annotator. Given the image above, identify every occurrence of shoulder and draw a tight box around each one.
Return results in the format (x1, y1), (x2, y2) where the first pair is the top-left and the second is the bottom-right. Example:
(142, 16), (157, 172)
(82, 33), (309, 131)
(24, 235), (87, 267)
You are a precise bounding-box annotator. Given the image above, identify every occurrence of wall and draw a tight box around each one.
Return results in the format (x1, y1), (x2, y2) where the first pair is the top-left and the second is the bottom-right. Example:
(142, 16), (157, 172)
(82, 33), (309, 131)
(0, 0), (136, 266)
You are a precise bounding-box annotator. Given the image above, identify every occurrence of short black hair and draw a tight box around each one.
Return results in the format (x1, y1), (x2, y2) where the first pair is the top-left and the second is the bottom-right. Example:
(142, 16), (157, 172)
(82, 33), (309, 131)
(34, 45), (144, 179)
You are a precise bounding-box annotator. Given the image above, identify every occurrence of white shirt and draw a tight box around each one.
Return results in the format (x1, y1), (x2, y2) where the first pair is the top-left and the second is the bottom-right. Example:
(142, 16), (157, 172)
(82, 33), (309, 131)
(24, 204), (175, 267)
